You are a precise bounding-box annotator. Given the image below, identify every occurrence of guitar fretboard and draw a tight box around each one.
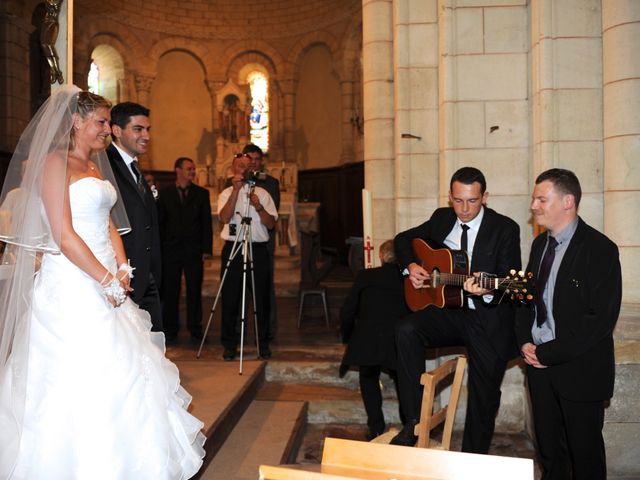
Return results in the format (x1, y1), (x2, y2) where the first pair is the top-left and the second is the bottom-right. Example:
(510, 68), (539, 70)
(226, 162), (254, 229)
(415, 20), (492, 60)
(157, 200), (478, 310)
(438, 272), (513, 290)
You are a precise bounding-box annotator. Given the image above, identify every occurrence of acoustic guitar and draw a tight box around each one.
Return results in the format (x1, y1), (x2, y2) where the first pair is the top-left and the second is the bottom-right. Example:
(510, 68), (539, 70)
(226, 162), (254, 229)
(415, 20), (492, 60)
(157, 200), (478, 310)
(404, 238), (532, 312)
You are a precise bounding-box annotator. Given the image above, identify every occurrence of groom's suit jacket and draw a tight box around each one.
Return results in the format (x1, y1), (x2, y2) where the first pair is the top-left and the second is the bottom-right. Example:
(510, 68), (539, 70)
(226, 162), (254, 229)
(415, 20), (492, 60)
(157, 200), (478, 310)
(106, 143), (161, 303)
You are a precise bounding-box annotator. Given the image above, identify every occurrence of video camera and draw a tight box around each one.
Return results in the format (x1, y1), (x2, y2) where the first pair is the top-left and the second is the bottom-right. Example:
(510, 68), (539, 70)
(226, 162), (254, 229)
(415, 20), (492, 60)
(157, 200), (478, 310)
(242, 170), (267, 184)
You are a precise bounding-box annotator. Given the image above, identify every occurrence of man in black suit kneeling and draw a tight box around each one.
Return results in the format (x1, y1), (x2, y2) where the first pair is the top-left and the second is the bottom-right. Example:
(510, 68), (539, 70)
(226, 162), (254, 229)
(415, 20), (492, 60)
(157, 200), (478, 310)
(157, 157), (213, 343)
(340, 240), (409, 440)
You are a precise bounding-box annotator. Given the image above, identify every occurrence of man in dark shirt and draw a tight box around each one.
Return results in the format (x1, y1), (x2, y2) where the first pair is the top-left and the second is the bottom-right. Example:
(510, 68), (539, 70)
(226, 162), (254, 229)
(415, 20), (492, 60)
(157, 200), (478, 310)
(157, 157), (213, 342)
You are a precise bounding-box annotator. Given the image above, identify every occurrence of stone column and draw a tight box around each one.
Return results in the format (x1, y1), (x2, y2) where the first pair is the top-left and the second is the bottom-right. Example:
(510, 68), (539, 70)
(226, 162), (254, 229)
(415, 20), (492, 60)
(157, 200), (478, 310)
(393, 0), (439, 232)
(134, 74), (154, 107)
(362, 0), (395, 260)
(603, 1), (640, 305)
(340, 80), (355, 164)
(530, 0), (604, 234)
(603, 8), (640, 476)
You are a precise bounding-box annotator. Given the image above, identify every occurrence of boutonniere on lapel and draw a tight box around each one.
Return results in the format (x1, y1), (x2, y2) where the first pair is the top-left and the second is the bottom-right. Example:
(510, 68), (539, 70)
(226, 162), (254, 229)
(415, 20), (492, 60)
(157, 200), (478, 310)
(571, 278), (581, 288)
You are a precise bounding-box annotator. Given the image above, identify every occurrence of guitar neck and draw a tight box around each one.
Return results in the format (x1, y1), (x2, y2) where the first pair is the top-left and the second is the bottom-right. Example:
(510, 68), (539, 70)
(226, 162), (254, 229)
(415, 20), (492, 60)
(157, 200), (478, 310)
(438, 272), (509, 291)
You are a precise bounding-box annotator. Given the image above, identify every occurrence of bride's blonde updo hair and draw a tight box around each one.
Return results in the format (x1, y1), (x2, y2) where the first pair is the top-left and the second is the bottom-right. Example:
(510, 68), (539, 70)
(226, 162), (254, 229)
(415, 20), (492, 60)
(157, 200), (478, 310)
(76, 91), (112, 117)
(69, 91), (112, 149)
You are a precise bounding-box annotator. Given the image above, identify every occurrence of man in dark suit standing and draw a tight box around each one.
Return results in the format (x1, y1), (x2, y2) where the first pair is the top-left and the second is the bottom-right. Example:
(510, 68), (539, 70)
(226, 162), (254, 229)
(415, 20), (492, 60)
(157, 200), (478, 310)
(107, 102), (163, 331)
(391, 167), (521, 454)
(516, 169), (621, 480)
(340, 240), (409, 440)
(157, 157), (213, 343)
(243, 144), (280, 340)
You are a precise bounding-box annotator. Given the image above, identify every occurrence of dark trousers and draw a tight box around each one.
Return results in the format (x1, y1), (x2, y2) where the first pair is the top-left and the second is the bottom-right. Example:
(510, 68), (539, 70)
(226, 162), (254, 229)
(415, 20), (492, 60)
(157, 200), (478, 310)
(161, 255), (204, 336)
(527, 367), (607, 480)
(395, 306), (506, 454)
(132, 273), (163, 332)
(359, 366), (401, 435)
(220, 241), (270, 350)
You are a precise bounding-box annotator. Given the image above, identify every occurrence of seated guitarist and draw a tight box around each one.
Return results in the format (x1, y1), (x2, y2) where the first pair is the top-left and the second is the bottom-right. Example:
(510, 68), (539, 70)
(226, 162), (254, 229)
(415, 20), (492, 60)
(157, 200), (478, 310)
(391, 167), (521, 453)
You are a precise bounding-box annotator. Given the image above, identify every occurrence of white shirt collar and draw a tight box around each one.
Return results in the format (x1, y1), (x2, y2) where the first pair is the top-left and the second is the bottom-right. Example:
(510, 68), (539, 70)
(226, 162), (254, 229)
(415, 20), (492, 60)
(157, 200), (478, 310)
(457, 205), (485, 231)
(112, 142), (137, 166)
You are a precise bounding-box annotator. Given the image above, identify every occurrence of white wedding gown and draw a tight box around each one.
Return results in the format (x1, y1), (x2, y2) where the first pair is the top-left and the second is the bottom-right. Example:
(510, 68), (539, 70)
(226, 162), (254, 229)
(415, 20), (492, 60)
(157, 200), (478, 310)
(8, 177), (206, 479)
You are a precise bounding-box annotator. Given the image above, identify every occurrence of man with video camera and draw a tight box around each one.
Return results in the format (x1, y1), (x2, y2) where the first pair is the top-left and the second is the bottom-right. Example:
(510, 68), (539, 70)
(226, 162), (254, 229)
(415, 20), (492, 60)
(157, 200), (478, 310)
(217, 153), (278, 361)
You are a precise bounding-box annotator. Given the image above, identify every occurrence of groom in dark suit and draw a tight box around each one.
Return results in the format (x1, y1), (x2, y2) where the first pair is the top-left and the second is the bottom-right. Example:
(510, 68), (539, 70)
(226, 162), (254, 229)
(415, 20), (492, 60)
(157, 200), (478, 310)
(391, 167), (521, 453)
(516, 169), (621, 480)
(157, 157), (213, 342)
(107, 102), (162, 331)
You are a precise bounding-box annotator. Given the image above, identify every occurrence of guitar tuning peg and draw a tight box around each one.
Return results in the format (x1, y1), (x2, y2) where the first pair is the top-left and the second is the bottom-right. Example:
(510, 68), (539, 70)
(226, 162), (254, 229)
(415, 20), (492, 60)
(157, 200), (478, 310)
(510, 269), (516, 275)
(526, 294), (533, 301)
(522, 288), (527, 293)
(518, 270), (524, 277)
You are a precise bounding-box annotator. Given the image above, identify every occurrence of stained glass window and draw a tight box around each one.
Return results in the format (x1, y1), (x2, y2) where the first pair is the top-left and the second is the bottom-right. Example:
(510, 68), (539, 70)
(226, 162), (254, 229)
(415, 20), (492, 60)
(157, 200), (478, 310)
(248, 71), (269, 153)
(87, 62), (99, 94)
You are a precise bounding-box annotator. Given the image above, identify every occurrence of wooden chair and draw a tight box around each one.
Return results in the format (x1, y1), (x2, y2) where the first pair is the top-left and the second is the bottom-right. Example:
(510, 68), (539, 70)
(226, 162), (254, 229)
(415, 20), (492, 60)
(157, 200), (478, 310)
(415, 355), (467, 450)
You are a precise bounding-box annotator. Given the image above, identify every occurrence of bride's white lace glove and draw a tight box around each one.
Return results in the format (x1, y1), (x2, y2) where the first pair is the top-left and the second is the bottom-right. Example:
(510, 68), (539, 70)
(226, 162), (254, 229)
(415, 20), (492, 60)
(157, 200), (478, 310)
(117, 261), (135, 294)
(100, 271), (127, 307)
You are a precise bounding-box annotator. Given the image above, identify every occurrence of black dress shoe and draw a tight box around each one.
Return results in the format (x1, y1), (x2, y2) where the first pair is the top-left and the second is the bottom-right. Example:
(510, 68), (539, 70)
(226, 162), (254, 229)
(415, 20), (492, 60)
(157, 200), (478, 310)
(223, 348), (236, 361)
(390, 420), (419, 446)
(258, 346), (272, 360)
(366, 429), (385, 441)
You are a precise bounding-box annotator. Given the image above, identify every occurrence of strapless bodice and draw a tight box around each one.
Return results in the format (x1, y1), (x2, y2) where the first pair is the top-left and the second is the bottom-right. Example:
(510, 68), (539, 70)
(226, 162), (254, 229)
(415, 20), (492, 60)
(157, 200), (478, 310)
(68, 176), (116, 251)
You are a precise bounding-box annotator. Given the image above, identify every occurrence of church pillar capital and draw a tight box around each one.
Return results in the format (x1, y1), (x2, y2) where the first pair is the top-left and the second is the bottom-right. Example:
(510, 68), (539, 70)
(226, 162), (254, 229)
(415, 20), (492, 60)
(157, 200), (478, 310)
(134, 74), (155, 106)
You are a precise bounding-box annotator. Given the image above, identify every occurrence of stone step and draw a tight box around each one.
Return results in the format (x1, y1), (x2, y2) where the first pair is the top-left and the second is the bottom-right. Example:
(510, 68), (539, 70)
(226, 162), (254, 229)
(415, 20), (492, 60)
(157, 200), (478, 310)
(174, 359), (266, 465)
(196, 400), (307, 480)
(257, 382), (401, 426)
(266, 359), (399, 393)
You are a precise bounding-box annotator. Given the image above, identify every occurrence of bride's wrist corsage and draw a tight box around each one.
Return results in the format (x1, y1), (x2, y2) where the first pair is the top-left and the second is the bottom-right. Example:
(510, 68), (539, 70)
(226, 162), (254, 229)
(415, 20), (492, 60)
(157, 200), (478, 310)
(103, 277), (126, 306)
(117, 260), (135, 282)
(100, 270), (126, 306)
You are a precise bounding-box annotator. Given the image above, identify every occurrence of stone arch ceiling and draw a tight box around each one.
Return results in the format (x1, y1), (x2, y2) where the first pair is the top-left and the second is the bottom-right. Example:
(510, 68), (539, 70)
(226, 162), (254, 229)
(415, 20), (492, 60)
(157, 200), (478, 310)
(75, 0), (361, 40)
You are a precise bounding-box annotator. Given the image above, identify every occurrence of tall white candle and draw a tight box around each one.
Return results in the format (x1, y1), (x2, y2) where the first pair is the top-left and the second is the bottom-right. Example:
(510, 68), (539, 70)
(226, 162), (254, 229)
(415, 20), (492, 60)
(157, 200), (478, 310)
(362, 189), (374, 268)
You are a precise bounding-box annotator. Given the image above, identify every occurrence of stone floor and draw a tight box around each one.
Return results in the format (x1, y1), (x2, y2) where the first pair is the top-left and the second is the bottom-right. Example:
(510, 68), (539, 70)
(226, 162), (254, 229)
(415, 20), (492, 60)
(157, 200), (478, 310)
(166, 264), (543, 479)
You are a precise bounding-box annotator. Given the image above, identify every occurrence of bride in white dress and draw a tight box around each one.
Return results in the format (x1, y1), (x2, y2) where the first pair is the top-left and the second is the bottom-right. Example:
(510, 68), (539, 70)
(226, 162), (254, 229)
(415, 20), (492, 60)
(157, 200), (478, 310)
(0, 87), (205, 479)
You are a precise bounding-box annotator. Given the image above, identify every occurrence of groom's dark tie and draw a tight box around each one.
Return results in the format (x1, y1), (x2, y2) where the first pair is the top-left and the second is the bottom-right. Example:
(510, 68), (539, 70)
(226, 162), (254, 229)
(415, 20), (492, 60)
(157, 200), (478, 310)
(535, 236), (558, 327)
(131, 160), (146, 196)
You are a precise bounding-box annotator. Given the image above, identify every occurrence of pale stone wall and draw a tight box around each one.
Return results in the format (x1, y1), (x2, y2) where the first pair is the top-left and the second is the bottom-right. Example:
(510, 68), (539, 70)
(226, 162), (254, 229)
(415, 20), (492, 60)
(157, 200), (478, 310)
(148, 51), (213, 171)
(293, 45), (343, 169)
(363, 0), (396, 255)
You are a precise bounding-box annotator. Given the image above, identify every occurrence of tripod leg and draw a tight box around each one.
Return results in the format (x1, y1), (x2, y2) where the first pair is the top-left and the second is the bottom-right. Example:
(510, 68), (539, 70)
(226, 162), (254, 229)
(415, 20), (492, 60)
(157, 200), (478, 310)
(248, 239), (261, 357)
(239, 227), (250, 375)
(197, 237), (243, 359)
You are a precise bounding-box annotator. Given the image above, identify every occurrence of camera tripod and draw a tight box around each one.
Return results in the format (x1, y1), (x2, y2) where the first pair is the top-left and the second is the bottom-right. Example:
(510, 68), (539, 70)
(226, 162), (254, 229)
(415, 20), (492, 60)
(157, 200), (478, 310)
(197, 184), (261, 375)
